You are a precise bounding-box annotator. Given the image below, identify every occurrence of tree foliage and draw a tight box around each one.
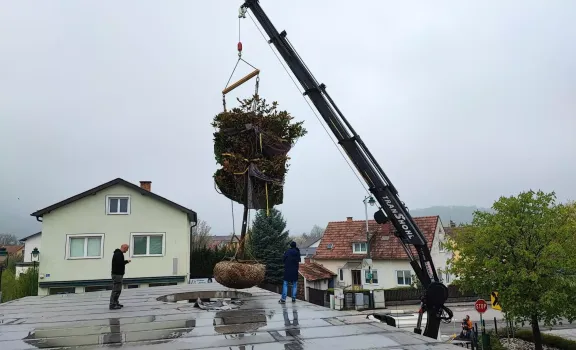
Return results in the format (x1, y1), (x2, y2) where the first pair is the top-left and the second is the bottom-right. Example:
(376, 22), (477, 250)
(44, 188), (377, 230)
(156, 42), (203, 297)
(447, 190), (576, 350)
(0, 233), (20, 245)
(249, 208), (290, 284)
(1, 268), (38, 302)
(291, 224), (325, 247)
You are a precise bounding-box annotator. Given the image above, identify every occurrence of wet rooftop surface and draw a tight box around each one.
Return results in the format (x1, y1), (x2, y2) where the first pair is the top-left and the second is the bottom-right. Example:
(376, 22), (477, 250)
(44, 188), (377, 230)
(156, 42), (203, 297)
(0, 283), (459, 349)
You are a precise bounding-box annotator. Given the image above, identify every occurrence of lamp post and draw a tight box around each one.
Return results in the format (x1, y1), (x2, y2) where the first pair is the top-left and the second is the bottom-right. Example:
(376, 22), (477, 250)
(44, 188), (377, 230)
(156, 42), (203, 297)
(31, 248), (40, 296)
(363, 195), (376, 284)
(0, 247), (7, 303)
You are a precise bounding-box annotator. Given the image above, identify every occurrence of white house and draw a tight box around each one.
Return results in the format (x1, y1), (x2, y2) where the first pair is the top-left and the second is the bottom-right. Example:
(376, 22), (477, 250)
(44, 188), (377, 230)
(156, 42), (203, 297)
(15, 231), (42, 278)
(313, 216), (452, 290)
(29, 178), (197, 296)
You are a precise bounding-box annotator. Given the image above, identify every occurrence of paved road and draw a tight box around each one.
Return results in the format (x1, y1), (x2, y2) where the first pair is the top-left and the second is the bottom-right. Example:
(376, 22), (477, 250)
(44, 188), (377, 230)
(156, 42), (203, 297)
(396, 303), (576, 337)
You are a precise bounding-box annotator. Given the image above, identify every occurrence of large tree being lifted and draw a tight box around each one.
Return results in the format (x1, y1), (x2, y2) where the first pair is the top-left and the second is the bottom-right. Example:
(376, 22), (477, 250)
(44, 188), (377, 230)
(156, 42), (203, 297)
(212, 94), (307, 289)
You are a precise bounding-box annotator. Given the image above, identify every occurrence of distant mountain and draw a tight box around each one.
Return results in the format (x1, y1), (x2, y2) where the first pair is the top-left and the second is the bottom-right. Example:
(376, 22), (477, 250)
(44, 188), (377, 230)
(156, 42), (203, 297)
(408, 205), (491, 226)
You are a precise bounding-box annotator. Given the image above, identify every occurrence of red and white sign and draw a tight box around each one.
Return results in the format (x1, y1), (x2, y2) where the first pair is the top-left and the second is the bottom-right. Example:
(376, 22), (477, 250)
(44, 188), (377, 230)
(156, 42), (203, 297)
(475, 299), (488, 314)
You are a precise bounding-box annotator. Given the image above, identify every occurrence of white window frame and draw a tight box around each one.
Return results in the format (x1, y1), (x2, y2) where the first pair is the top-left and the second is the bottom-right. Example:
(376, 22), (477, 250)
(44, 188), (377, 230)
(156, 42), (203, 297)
(396, 270), (412, 286)
(106, 195), (131, 215)
(364, 269), (379, 285)
(130, 232), (166, 257)
(66, 234), (104, 260)
(352, 242), (367, 254)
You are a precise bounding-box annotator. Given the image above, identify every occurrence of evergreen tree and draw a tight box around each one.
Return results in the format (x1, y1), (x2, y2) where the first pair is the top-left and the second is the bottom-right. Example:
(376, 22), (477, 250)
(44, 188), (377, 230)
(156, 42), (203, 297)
(249, 208), (290, 284)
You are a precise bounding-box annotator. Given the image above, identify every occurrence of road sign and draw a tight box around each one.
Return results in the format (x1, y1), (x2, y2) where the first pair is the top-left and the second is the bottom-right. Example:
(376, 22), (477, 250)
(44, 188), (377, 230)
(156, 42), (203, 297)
(475, 299), (488, 314)
(491, 291), (502, 311)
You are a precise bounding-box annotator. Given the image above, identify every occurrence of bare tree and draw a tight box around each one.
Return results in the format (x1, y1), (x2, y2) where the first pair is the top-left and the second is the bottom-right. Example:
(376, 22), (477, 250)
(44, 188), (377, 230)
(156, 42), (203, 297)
(190, 220), (212, 251)
(309, 225), (325, 240)
(0, 234), (20, 245)
(291, 225), (326, 247)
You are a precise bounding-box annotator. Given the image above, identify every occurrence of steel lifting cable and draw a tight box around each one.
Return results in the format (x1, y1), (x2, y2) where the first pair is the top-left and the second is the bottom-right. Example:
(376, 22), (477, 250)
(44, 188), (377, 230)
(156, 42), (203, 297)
(222, 10), (261, 112)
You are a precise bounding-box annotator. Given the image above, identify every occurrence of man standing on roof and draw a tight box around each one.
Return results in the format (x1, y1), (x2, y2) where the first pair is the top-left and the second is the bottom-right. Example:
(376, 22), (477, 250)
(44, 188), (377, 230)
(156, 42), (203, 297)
(110, 244), (131, 310)
(279, 241), (300, 303)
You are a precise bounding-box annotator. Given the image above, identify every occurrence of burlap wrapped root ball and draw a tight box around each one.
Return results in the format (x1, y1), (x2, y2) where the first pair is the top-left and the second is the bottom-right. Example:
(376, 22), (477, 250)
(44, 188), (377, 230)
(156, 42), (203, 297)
(213, 261), (266, 289)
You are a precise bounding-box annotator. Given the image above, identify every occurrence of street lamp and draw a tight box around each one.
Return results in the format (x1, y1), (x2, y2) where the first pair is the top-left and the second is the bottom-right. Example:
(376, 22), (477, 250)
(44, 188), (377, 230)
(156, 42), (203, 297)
(0, 247), (7, 303)
(31, 248), (40, 296)
(363, 195), (376, 284)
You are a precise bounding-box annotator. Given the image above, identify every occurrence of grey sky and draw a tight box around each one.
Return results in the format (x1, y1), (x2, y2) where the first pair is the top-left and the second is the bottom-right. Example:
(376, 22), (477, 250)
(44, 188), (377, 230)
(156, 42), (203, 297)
(1, 0), (575, 238)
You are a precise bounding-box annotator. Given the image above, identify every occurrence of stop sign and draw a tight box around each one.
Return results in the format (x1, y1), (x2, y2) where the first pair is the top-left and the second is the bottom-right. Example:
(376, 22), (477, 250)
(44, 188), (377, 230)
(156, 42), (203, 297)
(475, 299), (488, 314)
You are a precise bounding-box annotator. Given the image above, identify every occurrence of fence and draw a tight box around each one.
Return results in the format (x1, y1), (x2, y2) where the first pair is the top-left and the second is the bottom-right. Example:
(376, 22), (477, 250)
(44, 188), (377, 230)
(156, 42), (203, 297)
(307, 288), (325, 306)
(384, 285), (484, 306)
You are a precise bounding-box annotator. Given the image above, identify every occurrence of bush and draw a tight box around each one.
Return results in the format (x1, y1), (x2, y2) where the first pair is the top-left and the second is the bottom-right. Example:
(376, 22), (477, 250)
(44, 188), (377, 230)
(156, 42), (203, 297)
(189, 246), (235, 279)
(1, 268), (38, 302)
(514, 329), (576, 350)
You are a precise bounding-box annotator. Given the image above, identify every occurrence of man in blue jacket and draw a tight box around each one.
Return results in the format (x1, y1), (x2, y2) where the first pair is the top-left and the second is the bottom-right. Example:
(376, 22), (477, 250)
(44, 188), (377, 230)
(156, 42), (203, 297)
(279, 241), (300, 303)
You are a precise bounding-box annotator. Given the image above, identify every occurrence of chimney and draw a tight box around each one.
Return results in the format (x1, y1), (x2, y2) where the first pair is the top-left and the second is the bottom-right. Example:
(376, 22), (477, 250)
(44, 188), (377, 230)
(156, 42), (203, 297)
(140, 181), (152, 191)
(304, 257), (311, 264)
(346, 217), (353, 222)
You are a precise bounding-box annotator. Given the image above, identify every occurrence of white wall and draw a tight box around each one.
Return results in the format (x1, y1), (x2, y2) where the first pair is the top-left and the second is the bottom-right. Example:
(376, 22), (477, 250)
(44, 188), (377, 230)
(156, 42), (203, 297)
(430, 220), (453, 284)
(23, 234), (41, 263)
(315, 259), (415, 290)
(37, 184), (191, 295)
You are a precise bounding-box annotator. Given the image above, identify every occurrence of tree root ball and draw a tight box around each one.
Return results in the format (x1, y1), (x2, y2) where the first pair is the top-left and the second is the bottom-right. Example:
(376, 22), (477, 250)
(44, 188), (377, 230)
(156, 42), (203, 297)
(213, 260), (266, 289)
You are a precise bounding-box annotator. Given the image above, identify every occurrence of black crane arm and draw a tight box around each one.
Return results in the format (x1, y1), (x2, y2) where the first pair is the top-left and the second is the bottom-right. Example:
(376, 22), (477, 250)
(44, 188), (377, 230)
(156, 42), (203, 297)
(240, 0), (453, 339)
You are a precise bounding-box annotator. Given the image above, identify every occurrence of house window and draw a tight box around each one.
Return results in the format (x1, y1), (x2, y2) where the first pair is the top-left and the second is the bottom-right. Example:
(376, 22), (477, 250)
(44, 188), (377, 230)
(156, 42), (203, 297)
(364, 269), (379, 284)
(437, 269), (444, 283)
(131, 233), (165, 257)
(66, 234), (104, 259)
(396, 270), (412, 286)
(439, 240), (445, 252)
(85, 285), (112, 292)
(106, 195), (130, 215)
(338, 268), (344, 282)
(49, 287), (76, 295)
(149, 282), (177, 287)
(352, 242), (367, 253)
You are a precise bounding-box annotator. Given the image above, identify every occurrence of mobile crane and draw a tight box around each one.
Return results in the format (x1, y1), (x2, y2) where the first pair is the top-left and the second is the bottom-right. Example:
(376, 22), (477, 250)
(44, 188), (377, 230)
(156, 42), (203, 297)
(239, 0), (454, 340)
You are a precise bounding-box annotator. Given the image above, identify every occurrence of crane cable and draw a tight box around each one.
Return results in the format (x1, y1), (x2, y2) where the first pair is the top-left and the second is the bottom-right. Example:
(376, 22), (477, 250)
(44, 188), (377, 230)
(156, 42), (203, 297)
(246, 12), (370, 196)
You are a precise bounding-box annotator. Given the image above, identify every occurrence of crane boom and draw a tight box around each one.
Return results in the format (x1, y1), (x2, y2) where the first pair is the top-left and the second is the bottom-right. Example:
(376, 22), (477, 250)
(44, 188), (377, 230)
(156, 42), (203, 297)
(240, 0), (453, 339)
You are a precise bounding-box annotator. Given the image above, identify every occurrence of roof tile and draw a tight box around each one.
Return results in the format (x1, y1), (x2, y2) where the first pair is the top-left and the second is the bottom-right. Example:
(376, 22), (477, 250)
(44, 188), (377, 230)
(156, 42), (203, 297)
(315, 216), (439, 260)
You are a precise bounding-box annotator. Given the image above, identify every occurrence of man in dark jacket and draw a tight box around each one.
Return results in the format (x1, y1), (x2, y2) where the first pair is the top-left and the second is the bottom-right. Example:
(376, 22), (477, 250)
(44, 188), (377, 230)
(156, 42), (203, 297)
(279, 241), (300, 303)
(109, 244), (131, 310)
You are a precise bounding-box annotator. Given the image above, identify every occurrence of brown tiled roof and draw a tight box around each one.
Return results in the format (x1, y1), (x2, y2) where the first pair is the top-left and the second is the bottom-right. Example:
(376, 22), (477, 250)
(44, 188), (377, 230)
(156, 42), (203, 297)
(0, 245), (24, 255)
(207, 235), (239, 249)
(299, 262), (336, 281)
(314, 216), (439, 260)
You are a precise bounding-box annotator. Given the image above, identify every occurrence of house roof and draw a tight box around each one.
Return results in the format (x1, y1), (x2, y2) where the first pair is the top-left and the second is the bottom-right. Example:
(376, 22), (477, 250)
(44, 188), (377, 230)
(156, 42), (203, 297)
(299, 262), (336, 281)
(207, 235), (239, 249)
(315, 216), (439, 260)
(300, 235), (322, 248)
(30, 178), (197, 223)
(0, 245), (24, 255)
(300, 247), (316, 257)
(20, 232), (41, 242)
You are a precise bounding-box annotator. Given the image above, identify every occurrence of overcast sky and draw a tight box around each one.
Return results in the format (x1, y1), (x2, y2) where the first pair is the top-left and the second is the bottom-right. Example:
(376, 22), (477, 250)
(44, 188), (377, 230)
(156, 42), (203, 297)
(1, 0), (575, 238)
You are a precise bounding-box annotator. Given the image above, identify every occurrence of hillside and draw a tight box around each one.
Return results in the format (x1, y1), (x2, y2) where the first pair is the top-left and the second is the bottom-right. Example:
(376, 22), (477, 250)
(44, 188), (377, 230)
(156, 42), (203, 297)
(409, 205), (491, 226)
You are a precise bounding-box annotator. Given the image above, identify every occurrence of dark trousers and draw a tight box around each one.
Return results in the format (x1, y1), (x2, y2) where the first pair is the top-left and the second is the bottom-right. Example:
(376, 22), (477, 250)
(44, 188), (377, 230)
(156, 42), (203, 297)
(110, 274), (123, 306)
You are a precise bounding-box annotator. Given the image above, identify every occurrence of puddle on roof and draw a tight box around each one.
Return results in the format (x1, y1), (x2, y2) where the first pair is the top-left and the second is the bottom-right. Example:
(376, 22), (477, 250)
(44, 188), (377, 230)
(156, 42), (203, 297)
(22, 317), (196, 348)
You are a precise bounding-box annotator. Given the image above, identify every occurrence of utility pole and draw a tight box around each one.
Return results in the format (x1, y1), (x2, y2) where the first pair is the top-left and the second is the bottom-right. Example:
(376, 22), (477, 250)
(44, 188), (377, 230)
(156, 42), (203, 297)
(363, 195), (376, 284)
